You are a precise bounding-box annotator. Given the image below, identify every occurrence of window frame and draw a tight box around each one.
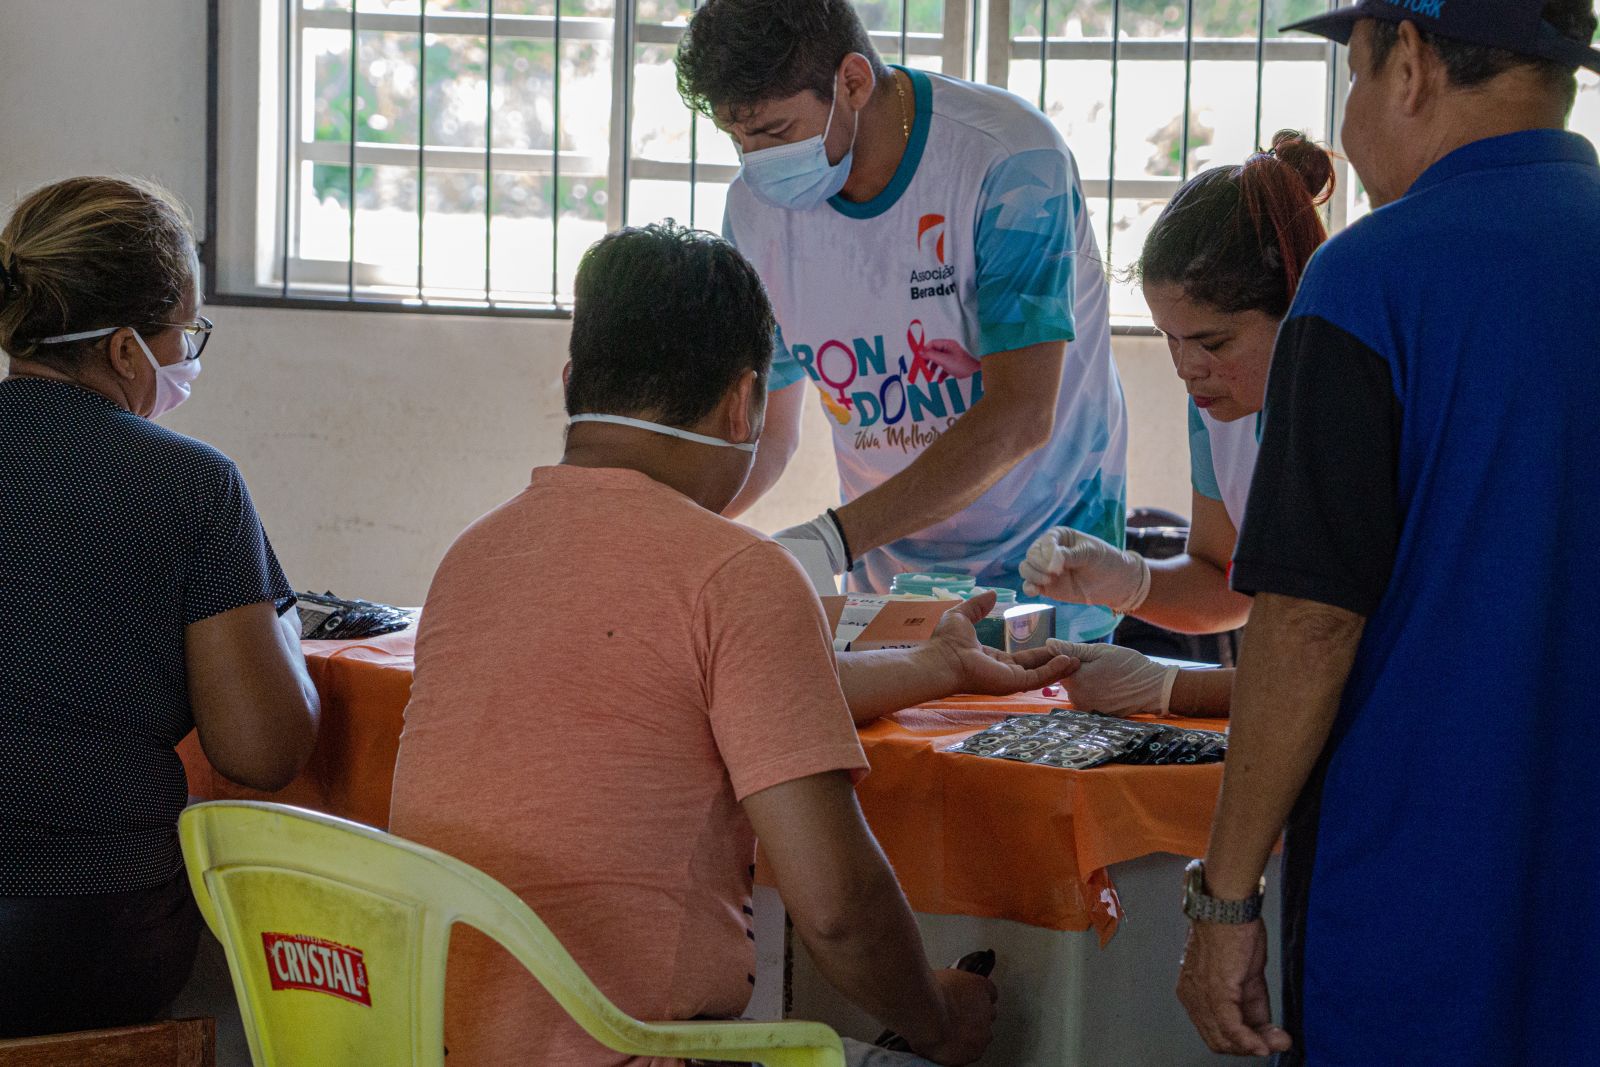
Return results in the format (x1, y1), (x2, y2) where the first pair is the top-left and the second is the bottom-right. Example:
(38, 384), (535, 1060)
(204, 0), (1349, 325)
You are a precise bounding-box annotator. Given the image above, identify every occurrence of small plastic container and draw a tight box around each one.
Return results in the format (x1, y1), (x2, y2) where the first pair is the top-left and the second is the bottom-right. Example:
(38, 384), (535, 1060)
(972, 586), (1016, 648)
(890, 572), (977, 598)
(890, 573), (1021, 649)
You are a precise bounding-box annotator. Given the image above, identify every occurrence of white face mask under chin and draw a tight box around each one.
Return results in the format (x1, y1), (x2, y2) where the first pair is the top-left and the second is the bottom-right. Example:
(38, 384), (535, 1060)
(34, 325), (201, 418)
(568, 413), (759, 453)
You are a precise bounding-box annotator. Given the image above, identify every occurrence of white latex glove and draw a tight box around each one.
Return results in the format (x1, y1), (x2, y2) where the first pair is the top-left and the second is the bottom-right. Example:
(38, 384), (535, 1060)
(1019, 527), (1151, 614)
(774, 511), (850, 575)
(1044, 640), (1180, 717)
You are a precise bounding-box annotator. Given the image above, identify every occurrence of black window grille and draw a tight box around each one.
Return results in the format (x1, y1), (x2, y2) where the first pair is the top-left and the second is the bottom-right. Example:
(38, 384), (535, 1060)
(208, 0), (1594, 323)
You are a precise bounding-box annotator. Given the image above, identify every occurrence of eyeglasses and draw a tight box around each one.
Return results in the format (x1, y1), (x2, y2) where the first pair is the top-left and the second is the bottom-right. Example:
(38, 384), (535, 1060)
(146, 315), (214, 360)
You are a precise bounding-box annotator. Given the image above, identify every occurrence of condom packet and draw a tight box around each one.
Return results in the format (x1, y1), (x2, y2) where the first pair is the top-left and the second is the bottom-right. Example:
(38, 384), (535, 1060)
(1117, 720), (1227, 765)
(296, 591), (416, 640)
(948, 709), (1226, 769)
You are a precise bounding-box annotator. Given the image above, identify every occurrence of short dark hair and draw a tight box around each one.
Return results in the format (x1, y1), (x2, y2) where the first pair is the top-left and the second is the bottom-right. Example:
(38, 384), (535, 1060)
(1369, 0), (1599, 107)
(566, 221), (775, 428)
(676, 0), (890, 121)
(1135, 131), (1335, 317)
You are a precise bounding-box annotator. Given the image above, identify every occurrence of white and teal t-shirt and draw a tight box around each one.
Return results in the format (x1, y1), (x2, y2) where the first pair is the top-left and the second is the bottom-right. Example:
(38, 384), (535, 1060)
(1186, 398), (1262, 534)
(724, 68), (1129, 640)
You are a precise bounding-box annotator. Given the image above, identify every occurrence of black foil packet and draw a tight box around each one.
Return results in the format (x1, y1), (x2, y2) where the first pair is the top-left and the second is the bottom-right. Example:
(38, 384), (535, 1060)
(295, 590), (415, 640)
(948, 709), (1226, 769)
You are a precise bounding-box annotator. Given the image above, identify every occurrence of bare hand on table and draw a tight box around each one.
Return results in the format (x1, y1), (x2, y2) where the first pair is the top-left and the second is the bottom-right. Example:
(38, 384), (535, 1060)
(1176, 919), (1292, 1058)
(915, 968), (999, 1065)
(927, 592), (1079, 697)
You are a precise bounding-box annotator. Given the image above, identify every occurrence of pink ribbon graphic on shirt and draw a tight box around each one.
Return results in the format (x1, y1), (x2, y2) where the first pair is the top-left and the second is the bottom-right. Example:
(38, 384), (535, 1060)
(904, 321), (981, 382)
(905, 320), (947, 384)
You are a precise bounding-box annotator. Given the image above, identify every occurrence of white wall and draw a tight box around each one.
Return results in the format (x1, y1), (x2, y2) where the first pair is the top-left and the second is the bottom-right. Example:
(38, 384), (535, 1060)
(0, 0), (1190, 605)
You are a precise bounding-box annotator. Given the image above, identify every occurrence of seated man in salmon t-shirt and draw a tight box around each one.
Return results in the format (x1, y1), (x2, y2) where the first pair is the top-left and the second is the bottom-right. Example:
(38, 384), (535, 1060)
(387, 222), (1078, 1067)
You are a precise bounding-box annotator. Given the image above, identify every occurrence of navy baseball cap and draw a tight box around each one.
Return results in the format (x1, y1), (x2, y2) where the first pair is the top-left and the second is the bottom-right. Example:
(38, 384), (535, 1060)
(1284, 0), (1600, 73)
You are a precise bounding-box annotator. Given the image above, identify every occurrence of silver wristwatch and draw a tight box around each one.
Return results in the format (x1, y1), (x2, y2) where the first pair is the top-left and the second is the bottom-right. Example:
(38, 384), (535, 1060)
(1182, 859), (1265, 924)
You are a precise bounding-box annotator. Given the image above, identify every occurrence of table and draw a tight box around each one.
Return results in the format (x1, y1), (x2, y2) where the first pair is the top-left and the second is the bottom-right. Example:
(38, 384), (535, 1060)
(180, 627), (1227, 941)
(181, 628), (1252, 1064)
(849, 693), (1224, 941)
(178, 629), (416, 829)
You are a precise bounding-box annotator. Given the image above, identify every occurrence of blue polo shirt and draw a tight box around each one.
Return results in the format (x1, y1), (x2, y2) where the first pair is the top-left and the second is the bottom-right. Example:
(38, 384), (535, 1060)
(1233, 129), (1600, 1065)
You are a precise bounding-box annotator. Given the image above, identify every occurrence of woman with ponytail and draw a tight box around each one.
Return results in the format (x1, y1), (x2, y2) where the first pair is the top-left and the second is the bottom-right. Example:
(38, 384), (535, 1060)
(1019, 131), (1336, 717)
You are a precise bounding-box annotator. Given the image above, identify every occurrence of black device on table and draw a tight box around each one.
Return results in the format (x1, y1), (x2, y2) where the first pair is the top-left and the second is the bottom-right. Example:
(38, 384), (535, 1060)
(295, 591), (415, 640)
(874, 949), (997, 1051)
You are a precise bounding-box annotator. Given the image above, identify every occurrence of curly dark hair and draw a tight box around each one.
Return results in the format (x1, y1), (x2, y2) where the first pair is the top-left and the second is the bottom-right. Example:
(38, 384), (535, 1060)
(1369, 0), (1599, 107)
(566, 221), (776, 428)
(676, 0), (891, 121)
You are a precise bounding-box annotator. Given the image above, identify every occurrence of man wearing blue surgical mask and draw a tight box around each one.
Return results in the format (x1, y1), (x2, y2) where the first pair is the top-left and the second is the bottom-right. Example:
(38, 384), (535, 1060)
(677, 0), (1129, 643)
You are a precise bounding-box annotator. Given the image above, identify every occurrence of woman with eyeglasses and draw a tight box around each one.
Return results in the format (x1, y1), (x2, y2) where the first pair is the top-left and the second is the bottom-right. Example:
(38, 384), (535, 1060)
(0, 176), (320, 1037)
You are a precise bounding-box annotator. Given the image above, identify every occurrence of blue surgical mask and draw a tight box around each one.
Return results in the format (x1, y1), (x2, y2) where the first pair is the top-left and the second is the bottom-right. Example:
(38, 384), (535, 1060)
(569, 413), (758, 453)
(738, 75), (859, 212)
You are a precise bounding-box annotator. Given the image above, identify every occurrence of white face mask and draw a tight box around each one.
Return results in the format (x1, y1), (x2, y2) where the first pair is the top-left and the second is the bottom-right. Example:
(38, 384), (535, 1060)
(36, 325), (202, 418)
(569, 413), (758, 453)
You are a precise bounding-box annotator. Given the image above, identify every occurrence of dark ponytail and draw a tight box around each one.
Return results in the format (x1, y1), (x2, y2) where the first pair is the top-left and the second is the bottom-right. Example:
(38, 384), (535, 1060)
(1134, 130), (1335, 317)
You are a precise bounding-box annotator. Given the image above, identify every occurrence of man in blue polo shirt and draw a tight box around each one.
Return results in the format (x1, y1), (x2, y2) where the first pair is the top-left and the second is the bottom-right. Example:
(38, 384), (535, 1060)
(1174, 2), (1600, 1064)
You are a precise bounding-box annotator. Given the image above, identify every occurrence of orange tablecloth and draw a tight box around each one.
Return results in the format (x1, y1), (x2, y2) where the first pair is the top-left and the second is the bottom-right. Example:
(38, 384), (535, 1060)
(179, 629), (1224, 939)
(178, 629), (417, 829)
(852, 694), (1223, 942)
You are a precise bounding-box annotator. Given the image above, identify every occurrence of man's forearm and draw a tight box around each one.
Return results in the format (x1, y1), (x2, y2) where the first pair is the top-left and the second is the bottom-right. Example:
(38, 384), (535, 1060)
(787, 854), (948, 1051)
(837, 643), (959, 726)
(1202, 593), (1365, 898)
(834, 394), (1045, 556)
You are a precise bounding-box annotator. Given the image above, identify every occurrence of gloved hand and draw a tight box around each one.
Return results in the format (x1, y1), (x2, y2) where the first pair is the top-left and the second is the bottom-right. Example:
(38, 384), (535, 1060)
(1044, 641), (1180, 717)
(1019, 527), (1151, 614)
(774, 511), (851, 576)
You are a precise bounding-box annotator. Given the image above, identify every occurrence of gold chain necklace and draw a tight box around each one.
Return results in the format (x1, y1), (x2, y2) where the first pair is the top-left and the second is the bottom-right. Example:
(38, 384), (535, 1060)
(894, 71), (911, 141)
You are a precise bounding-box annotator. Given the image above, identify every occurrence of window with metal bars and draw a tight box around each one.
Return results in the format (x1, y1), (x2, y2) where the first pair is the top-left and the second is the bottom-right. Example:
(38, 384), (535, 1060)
(206, 0), (1600, 322)
(208, 0), (963, 314)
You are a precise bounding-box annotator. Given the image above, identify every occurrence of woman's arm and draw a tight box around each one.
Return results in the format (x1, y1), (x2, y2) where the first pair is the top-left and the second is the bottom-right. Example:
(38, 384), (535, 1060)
(1045, 641), (1236, 717)
(186, 602), (320, 791)
(1020, 492), (1253, 637)
(1137, 492), (1254, 635)
(1168, 667), (1237, 717)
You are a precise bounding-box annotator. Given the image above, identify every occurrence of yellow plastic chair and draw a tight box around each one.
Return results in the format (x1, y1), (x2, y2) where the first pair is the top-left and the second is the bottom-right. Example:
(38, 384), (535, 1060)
(179, 801), (845, 1067)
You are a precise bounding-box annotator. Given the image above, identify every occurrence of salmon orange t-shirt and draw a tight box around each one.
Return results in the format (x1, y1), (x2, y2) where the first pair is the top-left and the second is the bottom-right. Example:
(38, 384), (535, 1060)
(387, 465), (869, 1067)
